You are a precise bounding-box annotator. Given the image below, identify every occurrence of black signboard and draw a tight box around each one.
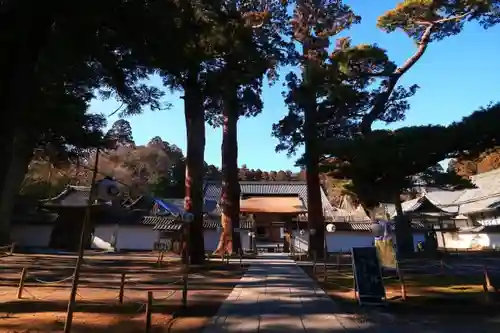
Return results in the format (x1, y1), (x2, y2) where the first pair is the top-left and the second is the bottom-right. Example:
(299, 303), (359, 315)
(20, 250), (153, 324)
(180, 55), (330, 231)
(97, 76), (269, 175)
(351, 246), (386, 305)
(488, 271), (500, 292)
(154, 240), (173, 252)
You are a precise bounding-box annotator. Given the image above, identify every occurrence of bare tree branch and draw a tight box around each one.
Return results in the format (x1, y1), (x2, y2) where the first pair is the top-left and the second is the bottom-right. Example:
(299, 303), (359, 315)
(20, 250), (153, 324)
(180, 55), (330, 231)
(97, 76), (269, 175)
(107, 103), (125, 117)
(359, 23), (434, 135)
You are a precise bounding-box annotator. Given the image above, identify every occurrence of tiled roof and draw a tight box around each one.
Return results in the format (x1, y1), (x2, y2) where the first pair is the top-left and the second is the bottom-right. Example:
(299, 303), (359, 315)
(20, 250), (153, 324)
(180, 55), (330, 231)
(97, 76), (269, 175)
(324, 221), (426, 232)
(456, 196), (500, 214)
(142, 215), (177, 226)
(458, 225), (500, 233)
(156, 198), (218, 214)
(294, 213), (369, 223)
(203, 220), (221, 229)
(450, 169), (500, 214)
(142, 215), (255, 230)
(152, 219), (184, 231)
(396, 169), (500, 216)
(204, 181), (336, 218)
(426, 190), (464, 207)
(200, 219), (256, 229)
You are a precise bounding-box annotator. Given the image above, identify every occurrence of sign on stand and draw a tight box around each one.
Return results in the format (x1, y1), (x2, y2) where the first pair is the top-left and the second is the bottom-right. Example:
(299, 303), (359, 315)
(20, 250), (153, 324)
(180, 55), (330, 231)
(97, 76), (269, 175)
(351, 246), (386, 305)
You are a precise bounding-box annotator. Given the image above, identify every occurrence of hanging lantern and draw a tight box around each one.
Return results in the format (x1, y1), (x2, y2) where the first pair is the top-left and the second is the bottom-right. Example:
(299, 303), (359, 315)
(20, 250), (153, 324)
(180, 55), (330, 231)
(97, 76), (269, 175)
(326, 224), (336, 233)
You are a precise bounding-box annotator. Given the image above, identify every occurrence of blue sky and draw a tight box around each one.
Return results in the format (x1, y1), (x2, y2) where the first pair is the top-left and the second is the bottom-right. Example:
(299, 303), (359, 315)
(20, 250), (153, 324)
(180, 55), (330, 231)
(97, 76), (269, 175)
(90, 0), (500, 172)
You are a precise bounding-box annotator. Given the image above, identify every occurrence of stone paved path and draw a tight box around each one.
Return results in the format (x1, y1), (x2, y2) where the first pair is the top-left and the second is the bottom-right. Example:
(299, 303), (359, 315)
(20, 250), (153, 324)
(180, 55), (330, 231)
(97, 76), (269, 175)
(202, 255), (374, 332)
(202, 254), (500, 332)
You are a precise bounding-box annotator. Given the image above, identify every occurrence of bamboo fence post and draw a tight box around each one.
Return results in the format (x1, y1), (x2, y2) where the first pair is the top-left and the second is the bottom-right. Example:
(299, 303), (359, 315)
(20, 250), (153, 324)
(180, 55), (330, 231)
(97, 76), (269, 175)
(64, 148), (100, 333)
(396, 263), (407, 301)
(323, 245), (327, 282)
(483, 265), (489, 303)
(17, 268), (27, 299)
(145, 291), (153, 333)
(118, 272), (126, 304)
(337, 251), (341, 272)
(182, 271), (188, 309)
(313, 251), (317, 275)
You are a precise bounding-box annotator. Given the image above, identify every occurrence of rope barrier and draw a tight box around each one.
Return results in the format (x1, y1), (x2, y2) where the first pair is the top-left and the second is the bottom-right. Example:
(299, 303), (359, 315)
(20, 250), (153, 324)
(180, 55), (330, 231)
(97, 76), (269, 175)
(154, 290), (177, 302)
(124, 276), (182, 285)
(22, 288), (53, 301)
(32, 274), (75, 285)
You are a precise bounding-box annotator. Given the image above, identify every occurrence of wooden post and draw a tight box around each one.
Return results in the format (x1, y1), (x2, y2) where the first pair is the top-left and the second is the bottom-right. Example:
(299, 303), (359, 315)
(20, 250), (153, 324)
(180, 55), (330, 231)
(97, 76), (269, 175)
(9, 243), (15, 255)
(337, 251), (341, 272)
(156, 245), (161, 265)
(118, 273), (126, 304)
(64, 148), (100, 333)
(17, 268), (27, 299)
(396, 263), (407, 301)
(353, 277), (357, 300)
(181, 220), (190, 310)
(323, 245), (327, 282)
(145, 291), (153, 333)
(182, 271), (188, 309)
(313, 251), (317, 275)
(483, 265), (490, 303)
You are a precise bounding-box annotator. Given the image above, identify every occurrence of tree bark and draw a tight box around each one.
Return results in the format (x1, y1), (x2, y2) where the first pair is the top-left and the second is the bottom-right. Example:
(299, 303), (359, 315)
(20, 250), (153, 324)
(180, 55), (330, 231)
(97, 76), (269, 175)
(303, 93), (325, 259)
(0, 0), (65, 136)
(0, 1), (66, 240)
(215, 88), (242, 255)
(0, 132), (37, 244)
(183, 70), (206, 265)
(393, 192), (414, 256)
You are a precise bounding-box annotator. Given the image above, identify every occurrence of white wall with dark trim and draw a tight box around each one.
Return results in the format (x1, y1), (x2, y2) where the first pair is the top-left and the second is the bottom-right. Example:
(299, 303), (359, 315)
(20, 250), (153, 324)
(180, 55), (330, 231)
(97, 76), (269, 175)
(292, 230), (425, 253)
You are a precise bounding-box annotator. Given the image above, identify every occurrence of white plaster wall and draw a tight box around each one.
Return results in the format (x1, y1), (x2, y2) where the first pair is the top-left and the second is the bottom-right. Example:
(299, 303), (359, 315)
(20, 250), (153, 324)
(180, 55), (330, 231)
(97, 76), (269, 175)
(11, 225), (52, 247)
(488, 234), (500, 249)
(436, 231), (500, 249)
(239, 231), (250, 251)
(326, 233), (373, 253)
(115, 226), (160, 251)
(203, 229), (221, 252)
(292, 230), (426, 253)
(291, 230), (309, 252)
(91, 225), (116, 250)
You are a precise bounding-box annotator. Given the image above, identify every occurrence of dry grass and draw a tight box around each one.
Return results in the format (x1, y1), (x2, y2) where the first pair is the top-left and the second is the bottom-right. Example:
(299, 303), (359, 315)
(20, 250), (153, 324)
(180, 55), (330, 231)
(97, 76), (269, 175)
(301, 263), (500, 317)
(0, 252), (246, 333)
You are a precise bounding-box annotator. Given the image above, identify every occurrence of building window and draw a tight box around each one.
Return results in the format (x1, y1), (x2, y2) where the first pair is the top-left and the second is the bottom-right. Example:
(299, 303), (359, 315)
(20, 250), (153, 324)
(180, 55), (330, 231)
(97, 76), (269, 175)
(256, 227), (266, 237)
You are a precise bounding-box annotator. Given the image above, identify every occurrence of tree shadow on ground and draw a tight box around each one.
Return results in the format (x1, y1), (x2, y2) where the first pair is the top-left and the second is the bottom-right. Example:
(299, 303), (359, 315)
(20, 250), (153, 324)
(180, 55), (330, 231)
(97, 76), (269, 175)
(299, 263), (500, 318)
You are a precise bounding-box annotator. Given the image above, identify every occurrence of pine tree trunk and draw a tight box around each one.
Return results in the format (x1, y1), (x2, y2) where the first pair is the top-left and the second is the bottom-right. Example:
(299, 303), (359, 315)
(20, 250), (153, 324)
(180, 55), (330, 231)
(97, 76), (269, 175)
(0, 3), (65, 236)
(183, 71), (206, 265)
(0, 132), (14, 208)
(303, 95), (325, 259)
(393, 193), (414, 256)
(0, 132), (36, 244)
(215, 88), (241, 255)
(0, 134), (14, 244)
